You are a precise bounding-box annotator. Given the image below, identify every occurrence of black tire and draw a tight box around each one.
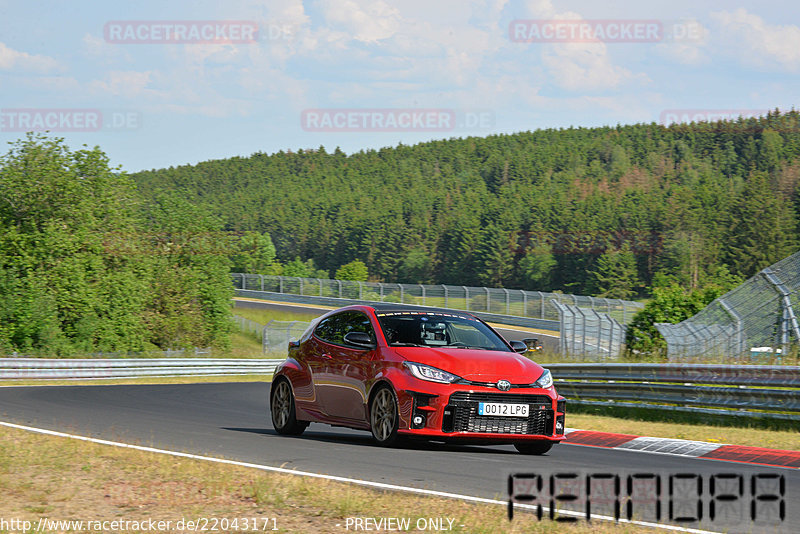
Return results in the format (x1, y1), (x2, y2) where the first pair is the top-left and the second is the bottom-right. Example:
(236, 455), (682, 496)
(514, 441), (554, 455)
(270, 378), (308, 436)
(369, 385), (401, 446)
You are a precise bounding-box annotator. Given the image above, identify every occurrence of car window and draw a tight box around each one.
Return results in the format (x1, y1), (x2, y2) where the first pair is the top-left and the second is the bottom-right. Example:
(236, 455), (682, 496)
(376, 312), (510, 351)
(314, 311), (375, 346)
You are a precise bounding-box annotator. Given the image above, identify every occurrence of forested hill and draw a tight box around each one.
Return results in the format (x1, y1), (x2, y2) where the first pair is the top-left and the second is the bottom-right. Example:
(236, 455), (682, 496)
(131, 111), (800, 298)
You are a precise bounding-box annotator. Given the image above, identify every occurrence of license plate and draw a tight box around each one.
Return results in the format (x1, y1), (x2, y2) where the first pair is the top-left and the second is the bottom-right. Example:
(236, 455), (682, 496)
(478, 402), (529, 417)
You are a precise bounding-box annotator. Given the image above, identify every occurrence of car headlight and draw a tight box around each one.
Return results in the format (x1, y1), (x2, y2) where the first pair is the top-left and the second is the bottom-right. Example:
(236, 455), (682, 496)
(533, 368), (553, 388)
(404, 362), (462, 384)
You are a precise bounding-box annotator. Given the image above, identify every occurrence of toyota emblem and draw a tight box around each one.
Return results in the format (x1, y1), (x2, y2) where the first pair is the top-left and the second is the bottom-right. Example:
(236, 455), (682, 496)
(497, 380), (511, 391)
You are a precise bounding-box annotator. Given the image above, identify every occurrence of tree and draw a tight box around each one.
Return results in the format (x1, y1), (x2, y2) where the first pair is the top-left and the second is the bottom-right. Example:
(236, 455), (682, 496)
(625, 271), (742, 356)
(589, 244), (640, 299)
(724, 171), (797, 278)
(517, 244), (556, 290)
(335, 259), (369, 282)
(0, 135), (234, 355)
(282, 257), (327, 278)
(231, 231), (280, 274)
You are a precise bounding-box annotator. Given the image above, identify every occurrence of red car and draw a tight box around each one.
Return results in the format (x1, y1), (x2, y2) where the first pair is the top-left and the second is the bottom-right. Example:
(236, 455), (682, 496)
(270, 304), (566, 454)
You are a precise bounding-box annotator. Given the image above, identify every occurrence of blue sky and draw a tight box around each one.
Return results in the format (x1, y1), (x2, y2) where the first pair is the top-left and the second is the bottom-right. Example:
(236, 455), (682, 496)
(1, 0), (798, 172)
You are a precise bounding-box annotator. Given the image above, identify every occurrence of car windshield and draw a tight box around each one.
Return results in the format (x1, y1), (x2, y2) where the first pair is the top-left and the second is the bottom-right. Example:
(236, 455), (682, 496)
(376, 311), (510, 351)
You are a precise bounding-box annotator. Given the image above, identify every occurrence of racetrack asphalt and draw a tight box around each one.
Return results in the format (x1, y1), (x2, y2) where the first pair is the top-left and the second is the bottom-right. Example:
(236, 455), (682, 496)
(0, 382), (795, 533)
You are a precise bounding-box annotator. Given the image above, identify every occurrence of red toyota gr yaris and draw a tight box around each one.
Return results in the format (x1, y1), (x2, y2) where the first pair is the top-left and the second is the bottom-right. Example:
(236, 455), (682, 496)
(270, 304), (566, 454)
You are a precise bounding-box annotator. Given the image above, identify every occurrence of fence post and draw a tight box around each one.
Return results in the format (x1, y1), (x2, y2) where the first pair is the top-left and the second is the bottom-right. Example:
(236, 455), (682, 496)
(420, 284), (426, 306)
(443, 285), (448, 308)
(576, 306), (587, 357)
(503, 288), (510, 315)
(522, 291), (528, 317)
(358, 281), (363, 300)
(318, 278), (323, 296)
(464, 286), (469, 311)
(400, 284), (405, 304)
(299, 277), (304, 296)
(380, 283), (384, 301)
(279, 276), (284, 294)
(485, 287), (491, 312)
(538, 291), (544, 319)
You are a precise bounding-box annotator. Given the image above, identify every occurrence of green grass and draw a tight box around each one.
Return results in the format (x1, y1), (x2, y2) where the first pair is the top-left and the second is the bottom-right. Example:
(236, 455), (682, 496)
(232, 306), (321, 325)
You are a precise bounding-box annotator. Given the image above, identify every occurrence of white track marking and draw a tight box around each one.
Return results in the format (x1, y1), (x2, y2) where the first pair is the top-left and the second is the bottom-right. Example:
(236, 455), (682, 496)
(0, 420), (719, 534)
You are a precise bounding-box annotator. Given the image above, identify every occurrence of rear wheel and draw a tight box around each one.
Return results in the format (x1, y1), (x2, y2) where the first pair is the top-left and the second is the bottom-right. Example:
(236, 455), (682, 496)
(270, 378), (308, 435)
(369, 385), (400, 446)
(514, 441), (554, 455)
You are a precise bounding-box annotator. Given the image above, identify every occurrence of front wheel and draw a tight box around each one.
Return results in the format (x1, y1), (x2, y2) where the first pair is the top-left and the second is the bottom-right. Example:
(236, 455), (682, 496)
(369, 385), (401, 446)
(270, 378), (308, 436)
(514, 441), (554, 455)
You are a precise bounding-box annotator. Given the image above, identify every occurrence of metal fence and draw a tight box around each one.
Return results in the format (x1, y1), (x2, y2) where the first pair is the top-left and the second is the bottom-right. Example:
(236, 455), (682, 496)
(232, 273), (643, 324)
(263, 320), (311, 356)
(233, 316), (311, 355)
(550, 363), (799, 420)
(551, 301), (625, 359)
(656, 250), (800, 361)
(233, 315), (265, 341)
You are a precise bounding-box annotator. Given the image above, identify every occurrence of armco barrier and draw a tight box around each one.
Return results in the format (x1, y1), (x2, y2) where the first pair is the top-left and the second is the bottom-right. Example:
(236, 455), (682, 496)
(0, 358), (282, 380)
(550, 363), (800, 420)
(1, 358), (796, 421)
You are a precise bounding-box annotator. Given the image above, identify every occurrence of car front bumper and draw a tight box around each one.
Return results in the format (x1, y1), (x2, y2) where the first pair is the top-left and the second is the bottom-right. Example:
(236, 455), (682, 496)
(394, 383), (566, 443)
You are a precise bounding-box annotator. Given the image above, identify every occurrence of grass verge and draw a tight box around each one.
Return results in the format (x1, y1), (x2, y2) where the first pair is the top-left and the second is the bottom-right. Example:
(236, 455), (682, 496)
(0, 425), (642, 534)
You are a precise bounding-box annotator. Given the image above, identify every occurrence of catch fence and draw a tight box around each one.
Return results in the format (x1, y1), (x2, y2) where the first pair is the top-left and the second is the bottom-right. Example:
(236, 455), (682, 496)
(232, 273), (643, 324)
(656, 251), (800, 361)
(551, 301), (626, 359)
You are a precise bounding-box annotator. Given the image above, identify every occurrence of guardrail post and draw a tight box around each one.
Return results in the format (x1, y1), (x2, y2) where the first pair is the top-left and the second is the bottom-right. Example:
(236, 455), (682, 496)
(318, 278), (323, 296)
(464, 286), (469, 311)
(538, 291), (544, 319)
(443, 285), (448, 308)
(522, 291), (528, 317)
(299, 277), (304, 296)
(503, 288), (510, 315)
(420, 284), (426, 306)
(259, 274), (264, 291)
(400, 284), (405, 304)
(379, 282), (384, 301)
(358, 281), (363, 300)
(486, 287), (491, 312)
(279, 276), (284, 294)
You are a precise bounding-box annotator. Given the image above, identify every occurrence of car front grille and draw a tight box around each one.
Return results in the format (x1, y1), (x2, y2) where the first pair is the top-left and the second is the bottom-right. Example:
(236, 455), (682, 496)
(442, 392), (554, 435)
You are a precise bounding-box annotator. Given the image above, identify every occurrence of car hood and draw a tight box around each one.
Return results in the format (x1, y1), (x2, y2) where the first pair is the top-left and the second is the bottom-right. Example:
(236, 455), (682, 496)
(391, 346), (545, 382)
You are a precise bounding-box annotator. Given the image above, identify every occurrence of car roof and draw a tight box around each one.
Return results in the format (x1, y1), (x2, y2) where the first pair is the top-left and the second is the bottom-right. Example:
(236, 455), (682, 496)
(359, 303), (477, 317)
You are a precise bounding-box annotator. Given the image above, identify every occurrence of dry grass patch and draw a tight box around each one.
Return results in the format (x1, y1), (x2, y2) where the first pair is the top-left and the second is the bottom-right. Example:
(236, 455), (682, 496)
(0, 426), (649, 533)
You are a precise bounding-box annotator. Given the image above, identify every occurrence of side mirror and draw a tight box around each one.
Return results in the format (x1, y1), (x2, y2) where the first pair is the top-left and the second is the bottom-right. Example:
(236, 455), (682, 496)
(343, 331), (374, 349)
(509, 339), (528, 354)
(288, 340), (300, 349)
